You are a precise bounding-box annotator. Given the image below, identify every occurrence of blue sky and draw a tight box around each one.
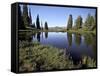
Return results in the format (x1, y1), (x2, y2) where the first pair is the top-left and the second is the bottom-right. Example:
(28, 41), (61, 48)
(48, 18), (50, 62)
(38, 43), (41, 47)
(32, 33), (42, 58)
(20, 4), (96, 27)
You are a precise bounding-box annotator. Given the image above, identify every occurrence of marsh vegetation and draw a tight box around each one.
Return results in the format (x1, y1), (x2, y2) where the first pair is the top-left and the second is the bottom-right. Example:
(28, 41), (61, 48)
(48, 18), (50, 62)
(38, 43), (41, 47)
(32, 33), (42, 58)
(19, 40), (96, 72)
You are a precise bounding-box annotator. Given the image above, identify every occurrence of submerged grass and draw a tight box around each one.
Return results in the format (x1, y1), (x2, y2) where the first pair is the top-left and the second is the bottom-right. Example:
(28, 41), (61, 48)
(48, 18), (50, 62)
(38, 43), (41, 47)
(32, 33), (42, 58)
(19, 40), (96, 72)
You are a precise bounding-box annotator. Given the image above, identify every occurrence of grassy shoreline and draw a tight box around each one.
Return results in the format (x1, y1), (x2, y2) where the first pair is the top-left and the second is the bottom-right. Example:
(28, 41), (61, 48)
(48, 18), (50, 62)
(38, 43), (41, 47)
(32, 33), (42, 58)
(18, 29), (96, 34)
(66, 29), (96, 34)
(19, 40), (96, 72)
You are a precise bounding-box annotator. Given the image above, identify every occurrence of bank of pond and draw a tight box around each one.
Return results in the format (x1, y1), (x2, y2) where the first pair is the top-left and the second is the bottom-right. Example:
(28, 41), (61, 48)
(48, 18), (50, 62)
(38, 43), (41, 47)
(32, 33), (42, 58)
(18, 31), (97, 72)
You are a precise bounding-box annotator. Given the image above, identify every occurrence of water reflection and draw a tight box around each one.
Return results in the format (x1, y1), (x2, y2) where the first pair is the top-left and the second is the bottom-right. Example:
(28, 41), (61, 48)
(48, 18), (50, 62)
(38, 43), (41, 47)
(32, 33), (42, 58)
(37, 32), (41, 42)
(83, 33), (96, 59)
(74, 33), (81, 46)
(18, 32), (96, 53)
(67, 33), (72, 46)
(84, 33), (92, 46)
(45, 32), (48, 39)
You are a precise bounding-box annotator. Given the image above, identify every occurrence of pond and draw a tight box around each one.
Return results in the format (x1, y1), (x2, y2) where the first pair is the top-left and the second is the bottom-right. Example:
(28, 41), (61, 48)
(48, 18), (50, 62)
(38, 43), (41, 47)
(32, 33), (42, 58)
(19, 32), (96, 65)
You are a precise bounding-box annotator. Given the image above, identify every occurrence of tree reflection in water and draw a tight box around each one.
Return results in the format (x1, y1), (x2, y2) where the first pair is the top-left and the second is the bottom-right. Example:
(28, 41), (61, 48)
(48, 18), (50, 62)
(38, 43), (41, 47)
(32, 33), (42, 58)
(45, 32), (48, 39)
(67, 32), (72, 47)
(74, 33), (81, 46)
(37, 32), (41, 42)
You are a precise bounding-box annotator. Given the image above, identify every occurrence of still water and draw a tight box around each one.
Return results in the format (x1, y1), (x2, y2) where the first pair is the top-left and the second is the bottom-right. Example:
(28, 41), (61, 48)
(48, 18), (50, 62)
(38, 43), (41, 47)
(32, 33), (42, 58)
(19, 32), (96, 65)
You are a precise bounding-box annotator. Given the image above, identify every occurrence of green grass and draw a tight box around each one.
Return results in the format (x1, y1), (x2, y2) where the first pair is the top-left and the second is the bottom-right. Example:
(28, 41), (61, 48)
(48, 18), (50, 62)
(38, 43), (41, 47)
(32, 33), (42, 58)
(66, 29), (96, 34)
(19, 28), (96, 35)
(19, 41), (96, 72)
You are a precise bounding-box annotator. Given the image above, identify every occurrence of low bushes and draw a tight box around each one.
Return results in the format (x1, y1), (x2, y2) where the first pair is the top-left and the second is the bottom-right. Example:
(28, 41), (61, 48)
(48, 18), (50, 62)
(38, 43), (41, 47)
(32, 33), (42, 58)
(19, 41), (96, 72)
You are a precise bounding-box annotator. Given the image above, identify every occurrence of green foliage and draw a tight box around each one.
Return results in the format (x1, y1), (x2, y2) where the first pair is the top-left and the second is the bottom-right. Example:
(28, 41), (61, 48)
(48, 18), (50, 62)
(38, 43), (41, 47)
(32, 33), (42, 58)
(67, 14), (73, 30)
(19, 41), (74, 72)
(29, 8), (32, 25)
(67, 13), (96, 32)
(44, 21), (48, 30)
(18, 5), (24, 29)
(36, 14), (41, 29)
(75, 16), (82, 29)
(84, 14), (96, 31)
(18, 5), (33, 30)
(85, 14), (91, 28)
(19, 40), (96, 72)
(23, 5), (29, 28)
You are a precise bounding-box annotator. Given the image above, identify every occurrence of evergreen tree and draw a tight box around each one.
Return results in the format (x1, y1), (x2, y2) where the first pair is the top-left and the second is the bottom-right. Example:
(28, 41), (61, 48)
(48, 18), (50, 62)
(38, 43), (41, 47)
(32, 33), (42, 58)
(29, 8), (32, 25)
(75, 16), (82, 29)
(84, 14), (96, 30)
(91, 12), (96, 30)
(44, 22), (48, 30)
(36, 14), (41, 29)
(18, 5), (24, 29)
(23, 5), (29, 28)
(84, 14), (91, 29)
(67, 14), (73, 30)
(90, 16), (95, 30)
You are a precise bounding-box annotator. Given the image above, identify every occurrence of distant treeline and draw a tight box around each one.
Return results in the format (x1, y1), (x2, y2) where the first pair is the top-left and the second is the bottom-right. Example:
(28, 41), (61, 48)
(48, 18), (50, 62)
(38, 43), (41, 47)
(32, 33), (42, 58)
(18, 5), (48, 30)
(18, 5), (96, 31)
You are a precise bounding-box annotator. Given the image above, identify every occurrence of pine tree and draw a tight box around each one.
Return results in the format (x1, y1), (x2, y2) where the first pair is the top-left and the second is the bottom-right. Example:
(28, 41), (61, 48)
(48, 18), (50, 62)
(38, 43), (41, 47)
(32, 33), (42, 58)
(84, 13), (96, 30)
(84, 14), (91, 29)
(36, 14), (41, 29)
(91, 12), (96, 30)
(90, 16), (95, 30)
(67, 14), (73, 30)
(23, 5), (29, 28)
(29, 8), (32, 25)
(75, 16), (82, 29)
(44, 22), (48, 30)
(18, 5), (24, 29)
